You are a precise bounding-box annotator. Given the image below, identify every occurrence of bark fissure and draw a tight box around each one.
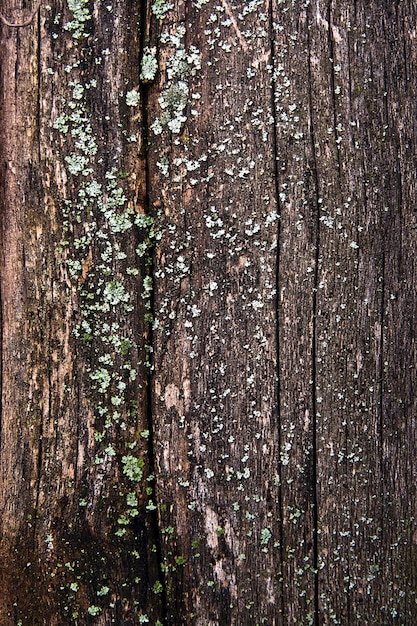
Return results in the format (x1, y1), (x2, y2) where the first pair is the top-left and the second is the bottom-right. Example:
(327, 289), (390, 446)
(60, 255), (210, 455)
(139, 2), (168, 614)
(327, 1), (342, 179)
(36, 13), (41, 162)
(378, 250), (385, 489)
(0, 130), (3, 456)
(268, 0), (285, 618)
(0, 237), (2, 454)
(33, 26), (43, 535)
(1, 1), (416, 623)
(33, 350), (45, 541)
(310, 160), (320, 626)
(306, 7), (320, 623)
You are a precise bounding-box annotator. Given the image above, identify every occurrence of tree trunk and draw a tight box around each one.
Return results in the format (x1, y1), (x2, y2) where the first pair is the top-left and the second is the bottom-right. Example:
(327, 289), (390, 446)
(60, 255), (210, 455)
(0, 0), (161, 623)
(0, 0), (416, 624)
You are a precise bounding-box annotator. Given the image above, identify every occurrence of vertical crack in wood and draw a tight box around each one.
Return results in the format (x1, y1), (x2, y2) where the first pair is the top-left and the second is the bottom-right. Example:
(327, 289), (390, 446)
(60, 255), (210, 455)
(139, 0), (167, 618)
(328, 4), (353, 618)
(327, 1), (342, 180)
(0, 174), (2, 456)
(376, 18), (390, 592)
(0, 60), (3, 453)
(268, 0), (285, 619)
(378, 250), (385, 511)
(33, 16), (43, 543)
(306, 5), (320, 623)
(36, 7), (41, 163)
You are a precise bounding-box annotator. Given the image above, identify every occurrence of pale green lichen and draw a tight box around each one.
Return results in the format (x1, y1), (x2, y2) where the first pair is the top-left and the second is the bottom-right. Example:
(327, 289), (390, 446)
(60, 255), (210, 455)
(103, 281), (130, 307)
(53, 115), (69, 134)
(122, 455), (145, 482)
(87, 605), (101, 616)
(151, 0), (173, 20)
(97, 586), (110, 596)
(126, 89), (140, 106)
(260, 528), (272, 546)
(140, 48), (158, 82)
(90, 367), (112, 393)
(64, 0), (91, 38)
(151, 29), (201, 135)
(48, 0), (161, 617)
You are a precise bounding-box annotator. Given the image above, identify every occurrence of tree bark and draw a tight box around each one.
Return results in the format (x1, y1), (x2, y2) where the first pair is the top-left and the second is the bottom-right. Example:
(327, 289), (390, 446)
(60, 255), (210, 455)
(0, 0), (161, 623)
(0, 0), (416, 624)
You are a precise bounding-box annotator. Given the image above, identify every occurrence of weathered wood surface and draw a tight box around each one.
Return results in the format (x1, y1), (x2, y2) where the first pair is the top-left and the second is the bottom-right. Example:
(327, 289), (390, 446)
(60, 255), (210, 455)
(1, 0), (161, 623)
(0, 0), (416, 624)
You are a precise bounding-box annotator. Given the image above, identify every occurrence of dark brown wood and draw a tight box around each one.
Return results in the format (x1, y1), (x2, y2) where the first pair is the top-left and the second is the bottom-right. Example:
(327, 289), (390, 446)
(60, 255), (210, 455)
(0, 0), (41, 28)
(0, 0), (416, 624)
(148, 0), (282, 622)
(0, 0), (161, 623)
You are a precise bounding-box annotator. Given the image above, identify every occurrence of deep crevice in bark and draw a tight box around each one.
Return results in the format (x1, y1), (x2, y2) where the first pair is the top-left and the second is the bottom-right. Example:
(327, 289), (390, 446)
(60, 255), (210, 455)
(139, 1), (167, 619)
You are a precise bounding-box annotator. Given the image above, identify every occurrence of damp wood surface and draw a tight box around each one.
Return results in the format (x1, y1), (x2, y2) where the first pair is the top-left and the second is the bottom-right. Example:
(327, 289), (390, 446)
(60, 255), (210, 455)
(0, 0), (416, 624)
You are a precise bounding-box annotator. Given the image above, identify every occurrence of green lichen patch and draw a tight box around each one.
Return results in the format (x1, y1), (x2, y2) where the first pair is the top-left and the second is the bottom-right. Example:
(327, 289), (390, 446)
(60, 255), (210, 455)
(151, 26), (201, 136)
(45, 0), (162, 620)
(140, 47), (159, 83)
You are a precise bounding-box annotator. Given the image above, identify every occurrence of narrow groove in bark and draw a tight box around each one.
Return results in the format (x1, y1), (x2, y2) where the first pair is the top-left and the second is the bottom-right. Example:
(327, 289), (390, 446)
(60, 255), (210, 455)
(310, 167), (320, 626)
(268, 0), (285, 618)
(34, 20), (43, 534)
(0, 38), (5, 456)
(145, 328), (167, 620)
(327, 1), (342, 179)
(139, 2), (167, 617)
(310, 171), (320, 626)
(184, 0), (191, 47)
(306, 8), (320, 624)
(378, 251), (385, 488)
(0, 247), (2, 451)
(33, 355), (45, 540)
(74, 365), (80, 491)
(36, 13), (41, 162)
(0, 133), (3, 452)
(401, 13), (408, 83)
(349, 63), (367, 626)
(143, 266), (167, 622)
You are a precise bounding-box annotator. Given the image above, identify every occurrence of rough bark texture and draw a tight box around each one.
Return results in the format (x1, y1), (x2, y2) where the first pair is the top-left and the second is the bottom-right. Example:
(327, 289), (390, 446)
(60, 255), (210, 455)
(0, 0), (416, 624)
(0, 0), (161, 623)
